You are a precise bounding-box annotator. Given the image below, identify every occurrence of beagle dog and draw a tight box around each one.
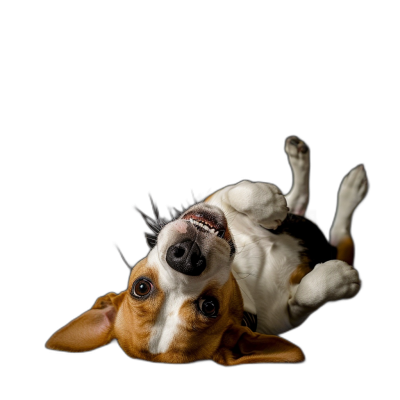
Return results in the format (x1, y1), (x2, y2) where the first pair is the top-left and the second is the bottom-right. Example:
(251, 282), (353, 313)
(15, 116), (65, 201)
(46, 136), (368, 365)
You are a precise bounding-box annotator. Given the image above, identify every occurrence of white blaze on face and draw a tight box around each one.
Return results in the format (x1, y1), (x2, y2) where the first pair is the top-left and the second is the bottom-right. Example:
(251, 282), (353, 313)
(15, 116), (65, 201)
(148, 291), (188, 354)
(146, 211), (232, 355)
(147, 248), (204, 355)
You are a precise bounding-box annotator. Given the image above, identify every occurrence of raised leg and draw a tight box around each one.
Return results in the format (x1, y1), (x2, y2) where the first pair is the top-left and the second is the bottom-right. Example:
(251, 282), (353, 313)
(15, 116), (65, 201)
(329, 164), (369, 265)
(223, 180), (289, 230)
(284, 136), (310, 216)
(288, 259), (361, 327)
(288, 164), (368, 327)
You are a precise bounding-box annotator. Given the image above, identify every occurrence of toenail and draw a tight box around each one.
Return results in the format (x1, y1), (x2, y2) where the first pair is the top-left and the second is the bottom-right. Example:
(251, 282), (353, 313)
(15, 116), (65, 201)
(290, 138), (300, 146)
(300, 145), (308, 153)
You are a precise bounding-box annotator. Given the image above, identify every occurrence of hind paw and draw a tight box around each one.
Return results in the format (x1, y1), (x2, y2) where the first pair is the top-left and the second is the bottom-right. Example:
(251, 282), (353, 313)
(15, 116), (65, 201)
(338, 164), (369, 215)
(330, 164), (368, 246)
(285, 136), (310, 161)
(284, 136), (310, 215)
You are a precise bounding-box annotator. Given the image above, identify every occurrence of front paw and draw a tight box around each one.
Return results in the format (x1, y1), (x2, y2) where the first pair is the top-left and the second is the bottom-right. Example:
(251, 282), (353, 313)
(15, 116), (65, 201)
(226, 180), (289, 229)
(314, 260), (361, 301)
(295, 260), (361, 309)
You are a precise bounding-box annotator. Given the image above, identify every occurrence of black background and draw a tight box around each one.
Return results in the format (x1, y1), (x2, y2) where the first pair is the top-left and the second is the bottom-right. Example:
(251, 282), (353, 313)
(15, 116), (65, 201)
(17, 27), (397, 397)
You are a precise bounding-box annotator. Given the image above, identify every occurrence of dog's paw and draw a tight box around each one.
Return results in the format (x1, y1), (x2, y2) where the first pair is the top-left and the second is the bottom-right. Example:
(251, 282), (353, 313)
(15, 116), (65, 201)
(285, 136), (310, 162)
(226, 180), (288, 230)
(330, 165), (368, 246)
(295, 260), (361, 309)
(338, 164), (369, 214)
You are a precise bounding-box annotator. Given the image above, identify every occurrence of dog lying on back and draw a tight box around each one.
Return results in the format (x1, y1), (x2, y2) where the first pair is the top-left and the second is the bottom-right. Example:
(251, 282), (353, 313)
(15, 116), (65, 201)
(46, 136), (368, 365)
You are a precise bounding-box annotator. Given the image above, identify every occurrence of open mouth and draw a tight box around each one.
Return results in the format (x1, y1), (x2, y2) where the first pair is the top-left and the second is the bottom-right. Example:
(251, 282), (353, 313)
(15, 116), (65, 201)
(181, 207), (235, 257)
(182, 211), (226, 238)
(183, 216), (226, 238)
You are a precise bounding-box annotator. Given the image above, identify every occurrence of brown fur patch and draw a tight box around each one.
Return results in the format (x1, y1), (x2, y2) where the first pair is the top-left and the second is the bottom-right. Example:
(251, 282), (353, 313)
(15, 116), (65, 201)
(204, 193), (215, 203)
(114, 257), (165, 360)
(213, 326), (305, 365)
(336, 235), (355, 265)
(46, 291), (126, 352)
(121, 273), (244, 363)
(289, 253), (312, 285)
(158, 274), (242, 363)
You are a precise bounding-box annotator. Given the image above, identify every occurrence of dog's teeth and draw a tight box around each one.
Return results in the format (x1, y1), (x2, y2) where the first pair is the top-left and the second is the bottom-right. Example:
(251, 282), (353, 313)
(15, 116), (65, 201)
(187, 218), (219, 235)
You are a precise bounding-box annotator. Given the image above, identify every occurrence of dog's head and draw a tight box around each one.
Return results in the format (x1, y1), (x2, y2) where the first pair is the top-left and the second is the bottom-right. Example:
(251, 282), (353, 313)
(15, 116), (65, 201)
(46, 202), (304, 365)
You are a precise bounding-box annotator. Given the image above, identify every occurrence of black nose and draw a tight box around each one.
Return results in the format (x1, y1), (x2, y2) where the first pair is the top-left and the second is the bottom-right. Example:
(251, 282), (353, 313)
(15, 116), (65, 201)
(166, 240), (206, 276)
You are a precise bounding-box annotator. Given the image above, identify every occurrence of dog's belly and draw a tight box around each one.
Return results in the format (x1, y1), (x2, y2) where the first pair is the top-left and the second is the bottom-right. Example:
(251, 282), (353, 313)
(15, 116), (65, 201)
(228, 213), (304, 335)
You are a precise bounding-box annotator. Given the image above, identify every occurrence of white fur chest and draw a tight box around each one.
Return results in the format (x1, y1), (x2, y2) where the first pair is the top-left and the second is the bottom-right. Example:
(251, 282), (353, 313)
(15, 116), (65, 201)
(228, 213), (304, 334)
(203, 183), (304, 335)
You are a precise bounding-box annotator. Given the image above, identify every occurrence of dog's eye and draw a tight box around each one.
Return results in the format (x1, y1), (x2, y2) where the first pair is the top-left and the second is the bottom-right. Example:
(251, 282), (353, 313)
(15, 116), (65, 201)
(132, 278), (153, 298)
(198, 297), (219, 318)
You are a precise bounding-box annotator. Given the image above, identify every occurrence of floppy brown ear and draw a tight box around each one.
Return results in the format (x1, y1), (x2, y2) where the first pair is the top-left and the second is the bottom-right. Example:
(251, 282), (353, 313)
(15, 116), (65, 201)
(213, 325), (305, 365)
(46, 291), (126, 352)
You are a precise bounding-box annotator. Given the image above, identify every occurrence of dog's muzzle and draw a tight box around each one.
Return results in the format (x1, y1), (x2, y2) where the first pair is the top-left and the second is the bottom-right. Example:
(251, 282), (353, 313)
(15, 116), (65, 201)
(166, 240), (206, 276)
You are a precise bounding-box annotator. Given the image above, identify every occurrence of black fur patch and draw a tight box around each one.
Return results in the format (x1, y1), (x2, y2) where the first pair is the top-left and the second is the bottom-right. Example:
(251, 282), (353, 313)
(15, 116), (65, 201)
(267, 213), (337, 269)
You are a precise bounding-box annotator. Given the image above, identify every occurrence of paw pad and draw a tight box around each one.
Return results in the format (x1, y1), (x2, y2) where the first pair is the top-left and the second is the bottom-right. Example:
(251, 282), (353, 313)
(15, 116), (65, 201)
(285, 136), (309, 157)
